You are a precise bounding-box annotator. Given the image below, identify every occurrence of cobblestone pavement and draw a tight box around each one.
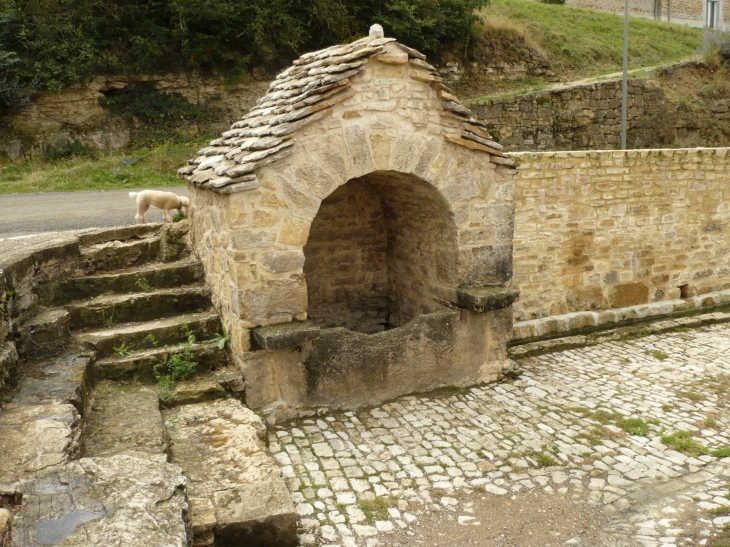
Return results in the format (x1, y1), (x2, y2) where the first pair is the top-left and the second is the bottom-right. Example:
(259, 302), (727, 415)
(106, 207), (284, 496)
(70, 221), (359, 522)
(269, 323), (730, 547)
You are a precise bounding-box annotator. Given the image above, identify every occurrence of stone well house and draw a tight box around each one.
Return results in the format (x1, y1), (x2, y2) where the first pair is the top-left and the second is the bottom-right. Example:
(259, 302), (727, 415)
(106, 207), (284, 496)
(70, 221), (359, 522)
(179, 26), (519, 418)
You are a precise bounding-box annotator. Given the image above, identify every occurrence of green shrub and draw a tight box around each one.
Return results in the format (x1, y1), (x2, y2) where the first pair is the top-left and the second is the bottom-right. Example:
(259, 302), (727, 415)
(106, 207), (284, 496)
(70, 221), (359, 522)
(0, 0), (488, 114)
(538, 0), (566, 4)
(46, 141), (95, 162)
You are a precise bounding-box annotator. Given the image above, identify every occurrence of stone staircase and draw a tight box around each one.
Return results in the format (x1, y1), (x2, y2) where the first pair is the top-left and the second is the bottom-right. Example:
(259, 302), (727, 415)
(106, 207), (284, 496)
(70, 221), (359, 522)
(0, 224), (296, 547)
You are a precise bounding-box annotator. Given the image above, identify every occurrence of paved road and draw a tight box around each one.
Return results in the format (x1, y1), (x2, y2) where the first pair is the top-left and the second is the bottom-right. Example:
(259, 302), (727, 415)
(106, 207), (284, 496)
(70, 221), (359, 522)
(0, 187), (189, 239)
(271, 317), (730, 546)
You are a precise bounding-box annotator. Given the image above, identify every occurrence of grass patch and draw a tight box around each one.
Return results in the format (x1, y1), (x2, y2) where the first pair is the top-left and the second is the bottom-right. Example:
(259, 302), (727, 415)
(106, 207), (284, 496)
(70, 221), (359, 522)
(650, 350), (669, 360)
(480, 0), (701, 82)
(661, 431), (708, 456)
(711, 447), (730, 458)
(709, 506), (730, 517)
(709, 524), (730, 547)
(135, 275), (155, 293)
(358, 497), (397, 524)
(153, 325), (199, 397)
(679, 391), (704, 402)
(532, 451), (558, 467)
(616, 417), (650, 436)
(0, 139), (204, 194)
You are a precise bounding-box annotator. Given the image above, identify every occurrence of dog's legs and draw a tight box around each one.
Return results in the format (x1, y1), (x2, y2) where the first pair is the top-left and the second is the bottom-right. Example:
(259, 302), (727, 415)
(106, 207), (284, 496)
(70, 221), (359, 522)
(136, 201), (150, 224)
(163, 209), (173, 223)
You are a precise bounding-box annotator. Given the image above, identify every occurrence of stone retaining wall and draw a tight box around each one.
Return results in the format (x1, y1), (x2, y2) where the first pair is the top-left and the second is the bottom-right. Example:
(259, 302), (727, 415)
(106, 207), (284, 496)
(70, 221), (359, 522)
(469, 67), (730, 153)
(1, 74), (269, 162)
(510, 147), (730, 322)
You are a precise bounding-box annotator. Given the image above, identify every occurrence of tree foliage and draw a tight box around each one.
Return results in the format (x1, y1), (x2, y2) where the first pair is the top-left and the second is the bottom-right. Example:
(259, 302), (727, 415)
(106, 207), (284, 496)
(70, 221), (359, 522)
(0, 0), (487, 115)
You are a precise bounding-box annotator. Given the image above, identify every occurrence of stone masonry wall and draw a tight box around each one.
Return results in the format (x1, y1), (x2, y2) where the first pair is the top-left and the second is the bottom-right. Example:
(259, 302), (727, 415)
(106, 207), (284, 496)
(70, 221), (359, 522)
(472, 78), (672, 152)
(510, 148), (730, 322)
(304, 180), (390, 334)
(470, 67), (730, 153)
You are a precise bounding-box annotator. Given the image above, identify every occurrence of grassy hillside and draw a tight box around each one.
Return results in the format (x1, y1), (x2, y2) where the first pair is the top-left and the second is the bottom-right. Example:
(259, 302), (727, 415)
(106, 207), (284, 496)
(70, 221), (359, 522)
(455, 0), (703, 98)
(486, 0), (701, 76)
(0, 141), (195, 194)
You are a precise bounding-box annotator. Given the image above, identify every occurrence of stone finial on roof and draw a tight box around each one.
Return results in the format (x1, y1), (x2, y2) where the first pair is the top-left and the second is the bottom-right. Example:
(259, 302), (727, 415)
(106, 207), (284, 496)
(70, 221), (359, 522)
(369, 24), (384, 40)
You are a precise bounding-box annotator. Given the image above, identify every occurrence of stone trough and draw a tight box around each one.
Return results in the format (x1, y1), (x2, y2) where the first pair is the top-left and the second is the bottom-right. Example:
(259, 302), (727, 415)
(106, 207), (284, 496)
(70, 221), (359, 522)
(181, 25), (520, 420)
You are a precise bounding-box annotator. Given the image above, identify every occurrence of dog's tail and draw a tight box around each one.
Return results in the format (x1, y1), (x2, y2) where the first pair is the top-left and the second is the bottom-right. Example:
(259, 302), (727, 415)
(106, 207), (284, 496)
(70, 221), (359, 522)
(129, 192), (138, 199)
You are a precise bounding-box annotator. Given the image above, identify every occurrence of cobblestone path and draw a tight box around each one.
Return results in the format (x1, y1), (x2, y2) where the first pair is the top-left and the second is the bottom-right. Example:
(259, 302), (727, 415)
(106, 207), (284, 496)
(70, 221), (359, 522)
(269, 322), (730, 547)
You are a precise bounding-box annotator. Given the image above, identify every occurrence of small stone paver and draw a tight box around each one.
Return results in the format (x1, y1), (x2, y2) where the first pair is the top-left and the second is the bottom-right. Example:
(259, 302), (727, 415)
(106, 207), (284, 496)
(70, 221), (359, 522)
(269, 323), (730, 546)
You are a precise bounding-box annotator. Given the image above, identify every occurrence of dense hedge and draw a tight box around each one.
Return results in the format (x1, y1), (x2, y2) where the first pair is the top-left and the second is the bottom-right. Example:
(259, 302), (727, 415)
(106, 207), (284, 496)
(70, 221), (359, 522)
(0, 0), (487, 115)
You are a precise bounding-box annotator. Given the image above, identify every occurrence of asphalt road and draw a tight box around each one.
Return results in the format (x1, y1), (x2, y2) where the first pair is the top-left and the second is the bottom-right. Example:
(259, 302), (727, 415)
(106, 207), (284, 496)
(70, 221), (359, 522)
(0, 187), (189, 239)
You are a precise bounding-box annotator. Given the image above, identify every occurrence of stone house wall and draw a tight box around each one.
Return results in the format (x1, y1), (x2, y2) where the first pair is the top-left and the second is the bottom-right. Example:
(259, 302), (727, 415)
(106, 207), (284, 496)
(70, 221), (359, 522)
(509, 147), (730, 322)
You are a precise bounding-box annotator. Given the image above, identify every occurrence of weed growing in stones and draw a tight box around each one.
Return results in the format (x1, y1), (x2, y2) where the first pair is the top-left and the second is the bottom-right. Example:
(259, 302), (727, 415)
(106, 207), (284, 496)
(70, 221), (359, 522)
(662, 403), (673, 412)
(113, 343), (130, 357)
(358, 497), (397, 524)
(711, 447), (730, 457)
(650, 350), (669, 360)
(709, 506), (730, 517)
(154, 325), (198, 396)
(616, 417), (650, 436)
(210, 328), (231, 350)
(661, 431), (708, 456)
(679, 391), (704, 402)
(710, 524), (730, 547)
(135, 275), (155, 292)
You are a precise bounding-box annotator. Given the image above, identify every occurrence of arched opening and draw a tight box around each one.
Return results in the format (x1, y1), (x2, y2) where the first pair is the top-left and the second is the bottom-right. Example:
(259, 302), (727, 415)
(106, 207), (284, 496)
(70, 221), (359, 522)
(303, 171), (458, 334)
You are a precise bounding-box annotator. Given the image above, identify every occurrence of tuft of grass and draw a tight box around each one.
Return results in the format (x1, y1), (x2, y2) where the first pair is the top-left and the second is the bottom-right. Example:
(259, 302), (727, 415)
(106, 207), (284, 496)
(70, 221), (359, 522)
(358, 497), (397, 524)
(135, 275), (155, 292)
(533, 451), (558, 467)
(113, 343), (130, 357)
(650, 351), (669, 360)
(679, 391), (704, 402)
(154, 325), (198, 397)
(661, 431), (708, 456)
(616, 417), (650, 436)
(711, 447), (730, 458)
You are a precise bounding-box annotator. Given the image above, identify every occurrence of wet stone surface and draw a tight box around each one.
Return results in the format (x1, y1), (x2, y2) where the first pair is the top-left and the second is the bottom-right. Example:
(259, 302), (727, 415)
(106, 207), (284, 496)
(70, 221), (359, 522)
(269, 323), (730, 547)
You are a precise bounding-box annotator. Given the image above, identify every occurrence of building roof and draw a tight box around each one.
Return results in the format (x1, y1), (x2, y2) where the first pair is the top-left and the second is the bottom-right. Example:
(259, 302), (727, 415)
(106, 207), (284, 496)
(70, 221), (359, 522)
(177, 25), (511, 194)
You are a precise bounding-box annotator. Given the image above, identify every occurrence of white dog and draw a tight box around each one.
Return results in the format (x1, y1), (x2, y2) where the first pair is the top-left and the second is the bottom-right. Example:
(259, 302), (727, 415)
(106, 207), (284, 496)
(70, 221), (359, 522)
(129, 190), (190, 224)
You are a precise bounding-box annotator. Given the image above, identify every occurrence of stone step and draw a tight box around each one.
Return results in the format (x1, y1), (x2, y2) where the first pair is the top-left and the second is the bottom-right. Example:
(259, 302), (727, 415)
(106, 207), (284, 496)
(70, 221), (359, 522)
(37, 258), (204, 307)
(85, 381), (168, 463)
(164, 399), (297, 547)
(74, 312), (222, 359)
(76, 223), (163, 247)
(8, 455), (189, 547)
(161, 367), (245, 408)
(11, 347), (94, 417)
(65, 285), (212, 330)
(80, 237), (161, 273)
(0, 401), (81, 486)
(95, 341), (228, 383)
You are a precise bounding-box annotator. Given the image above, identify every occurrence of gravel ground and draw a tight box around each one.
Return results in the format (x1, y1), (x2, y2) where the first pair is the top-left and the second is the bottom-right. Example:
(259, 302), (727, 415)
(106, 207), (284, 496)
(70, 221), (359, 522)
(0, 186), (188, 239)
(269, 320), (730, 547)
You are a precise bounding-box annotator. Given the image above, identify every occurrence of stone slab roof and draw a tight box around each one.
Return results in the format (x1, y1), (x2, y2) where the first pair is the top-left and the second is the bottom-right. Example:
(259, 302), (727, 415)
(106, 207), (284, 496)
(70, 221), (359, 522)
(178, 25), (513, 194)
